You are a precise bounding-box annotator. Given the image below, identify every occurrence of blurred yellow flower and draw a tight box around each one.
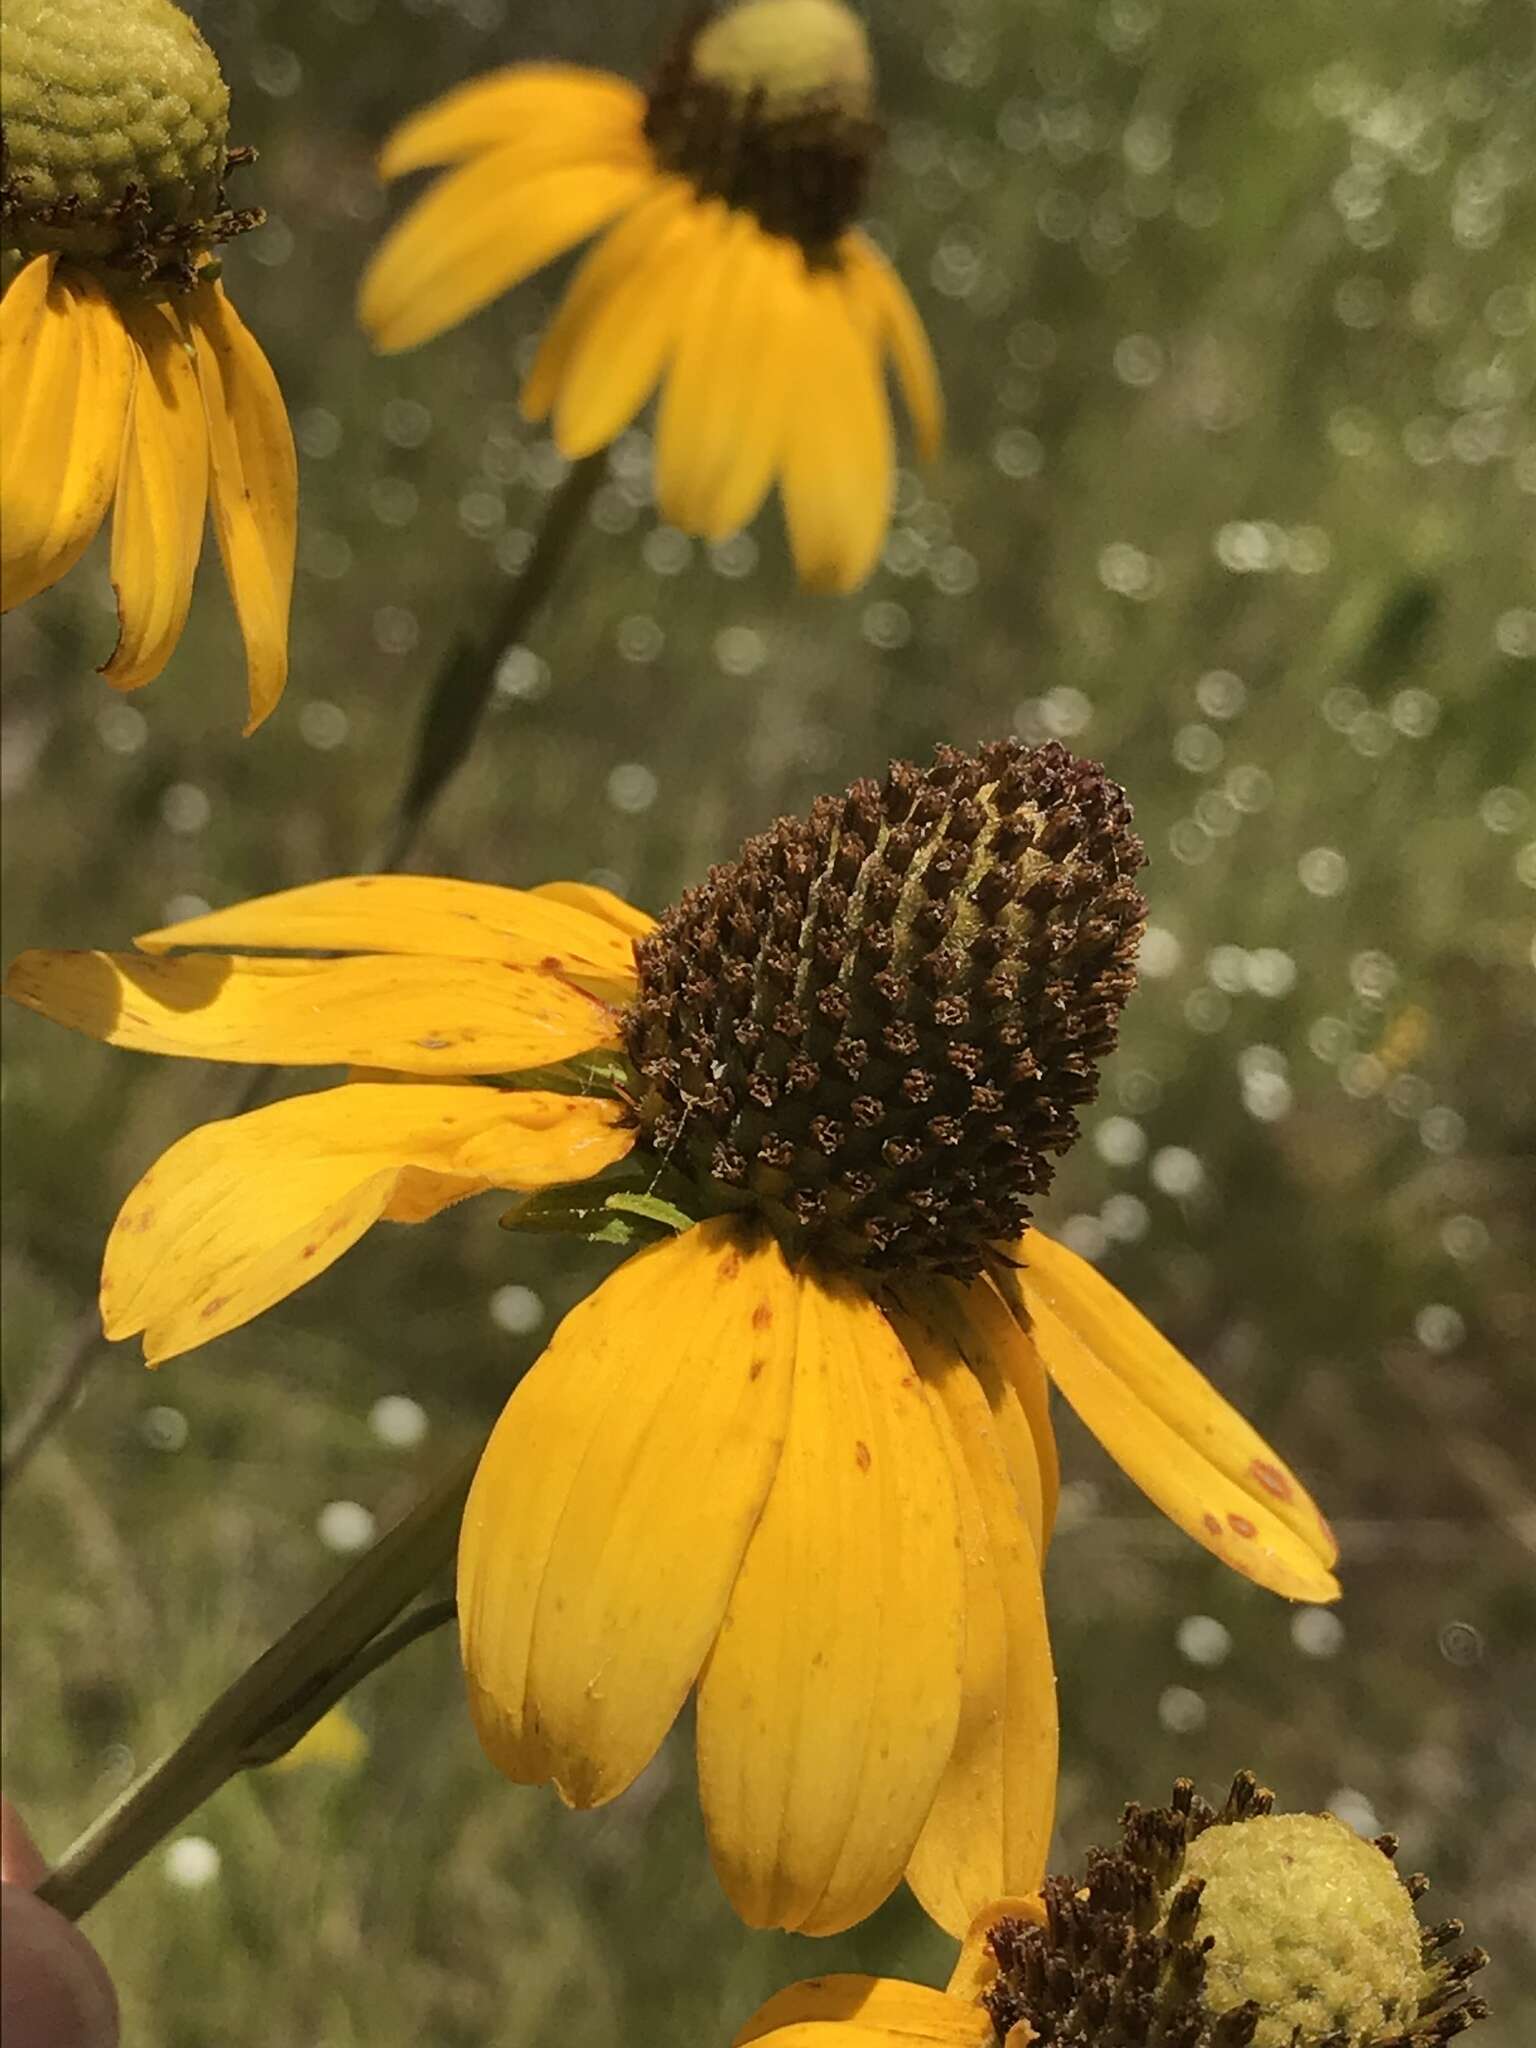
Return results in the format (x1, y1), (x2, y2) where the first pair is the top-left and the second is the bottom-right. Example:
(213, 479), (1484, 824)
(6, 743), (1337, 1938)
(269, 1703), (369, 1775)
(359, 0), (941, 593)
(0, 0), (296, 728)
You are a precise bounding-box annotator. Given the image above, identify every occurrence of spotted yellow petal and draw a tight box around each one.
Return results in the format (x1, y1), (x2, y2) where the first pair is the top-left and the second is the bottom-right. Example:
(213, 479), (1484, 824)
(133, 873), (641, 990)
(894, 1300), (1057, 1938)
(520, 176), (698, 423)
(1, 258), (135, 612)
(736, 1977), (991, 2048)
(102, 296), (209, 690)
(842, 231), (944, 461)
(1020, 1280), (1341, 1602)
(184, 281), (296, 732)
(778, 263), (893, 594)
(5, 948), (621, 1074)
(1015, 1230), (1336, 1567)
(654, 213), (796, 542)
(459, 1220), (797, 1804)
(360, 150), (651, 355)
(529, 880), (657, 942)
(379, 66), (644, 179)
(102, 1082), (630, 1363)
(698, 1276), (963, 1937)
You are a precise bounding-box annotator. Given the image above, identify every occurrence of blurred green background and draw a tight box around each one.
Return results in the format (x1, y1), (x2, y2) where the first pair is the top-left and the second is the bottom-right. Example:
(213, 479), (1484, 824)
(3, 0), (1534, 2040)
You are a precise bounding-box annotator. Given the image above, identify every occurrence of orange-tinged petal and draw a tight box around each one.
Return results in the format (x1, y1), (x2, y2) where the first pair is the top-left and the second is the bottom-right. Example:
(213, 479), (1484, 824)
(101, 1082), (630, 1362)
(737, 1977), (991, 2048)
(842, 232), (945, 461)
(520, 176), (698, 423)
(1, 259), (135, 612)
(529, 880), (657, 942)
(360, 150), (652, 354)
(379, 66), (645, 178)
(5, 948), (621, 1073)
(460, 1220), (797, 1804)
(779, 265), (893, 594)
(893, 1301), (1057, 1938)
(102, 296), (208, 690)
(698, 1276), (963, 1936)
(184, 281), (296, 732)
(1021, 1282), (1341, 1602)
(133, 873), (641, 989)
(1014, 1230), (1336, 1567)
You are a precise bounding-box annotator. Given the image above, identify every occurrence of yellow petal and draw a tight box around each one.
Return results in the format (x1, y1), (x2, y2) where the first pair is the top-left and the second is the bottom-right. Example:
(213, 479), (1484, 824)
(520, 176), (698, 422)
(841, 232), (945, 461)
(697, 1276), (963, 1936)
(737, 1977), (991, 2048)
(1014, 1230), (1337, 1567)
(548, 194), (719, 458)
(133, 872), (641, 991)
(1, 259), (135, 612)
(101, 1083), (630, 1362)
(530, 880), (657, 942)
(654, 213), (795, 542)
(459, 1220), (797, 1804)
(778, 264), (894, 594)
(893, 1299), (1057, 1939)
(945, 1895), (1047, 2002)
(379, 66), (645, 178)
(102, 296), (209, 690)
(1019, 1279), (1341, 1602)
(5, 948), (621, 1073)
(360, 151), (652, 355)
(184, 282), (296, 732)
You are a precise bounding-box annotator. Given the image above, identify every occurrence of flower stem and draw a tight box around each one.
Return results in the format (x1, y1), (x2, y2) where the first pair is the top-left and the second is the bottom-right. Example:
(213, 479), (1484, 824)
(36, 1452), (475, 1922)
(371, 448), (608, 871)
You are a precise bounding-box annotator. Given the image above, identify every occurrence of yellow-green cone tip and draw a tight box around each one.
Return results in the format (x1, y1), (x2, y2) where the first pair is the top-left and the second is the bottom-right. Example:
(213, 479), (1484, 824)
(1, 0), (241, 278)
(691, 0), (873, 116)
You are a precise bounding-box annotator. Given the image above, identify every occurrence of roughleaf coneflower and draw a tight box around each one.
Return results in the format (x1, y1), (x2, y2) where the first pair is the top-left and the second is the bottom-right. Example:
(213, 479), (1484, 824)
(0, 0), (296, 728)
(738, 1773), (1490, 2048)
(5, 742), (1339, 1937)
(358, 0), (940, 593)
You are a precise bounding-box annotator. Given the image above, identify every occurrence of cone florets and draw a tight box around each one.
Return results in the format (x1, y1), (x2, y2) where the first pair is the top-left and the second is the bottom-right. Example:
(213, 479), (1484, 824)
(984, 1775), (1490, 2048)
(623, 740), (1146, 1276)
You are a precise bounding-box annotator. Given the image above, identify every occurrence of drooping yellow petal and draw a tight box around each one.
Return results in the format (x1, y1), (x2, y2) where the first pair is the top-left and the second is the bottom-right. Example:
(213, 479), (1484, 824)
(1013, 1230), (1337, 1567)
(530, 880), (657, 942)
(379, 66), (645, 179)
(183, 281), (296, 732)
(737, 1976), (991, 2048)
(547, 194), (721, 459)
(1, 259), (136, 612)
(1021, 1282), (1341, 1602)
(459, 1220), (797, 1804)
(133, 873), (641, 990)
(654, 214), (795, 542)
(893, 1300), (1057, 1939)
(841, 232), (945, 461)
(102, 296), (209, 690)
(101, 1083), (630, 1363)
(697, 1275), (963, 1937)
(5, 948), (621, 1073)
(778, 264), (893, 594)
(520, 176), (698, 423)
(360, 150), (652, 355)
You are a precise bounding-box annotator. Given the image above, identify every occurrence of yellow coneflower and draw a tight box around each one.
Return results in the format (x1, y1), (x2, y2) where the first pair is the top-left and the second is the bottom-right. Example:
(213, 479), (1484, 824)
(5, 742), (1338, 1938)
(359, 0), (941, 594)
(737, 1774), (1490, 2048)
(0, 0), (296, 729)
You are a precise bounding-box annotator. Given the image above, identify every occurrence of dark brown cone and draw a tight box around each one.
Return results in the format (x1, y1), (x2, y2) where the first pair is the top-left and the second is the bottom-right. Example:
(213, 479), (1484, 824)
(622, 740), (1146, 1276)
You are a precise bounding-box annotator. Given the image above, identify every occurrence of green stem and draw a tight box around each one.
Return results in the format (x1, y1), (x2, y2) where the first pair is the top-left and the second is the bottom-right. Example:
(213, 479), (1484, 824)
(37, 1454), (475, 1922)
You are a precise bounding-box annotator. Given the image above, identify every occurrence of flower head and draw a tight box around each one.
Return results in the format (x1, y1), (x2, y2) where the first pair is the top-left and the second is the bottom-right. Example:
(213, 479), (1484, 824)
(739, 1776), (1490, 2048)
(359, 0), (941, 592)
(1, 0), (296, 727)
(5, 744), (1337, 1937)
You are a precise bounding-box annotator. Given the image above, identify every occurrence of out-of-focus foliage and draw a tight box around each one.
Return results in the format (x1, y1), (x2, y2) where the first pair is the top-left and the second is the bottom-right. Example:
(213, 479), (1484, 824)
(2, 0), (1532, 2042)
